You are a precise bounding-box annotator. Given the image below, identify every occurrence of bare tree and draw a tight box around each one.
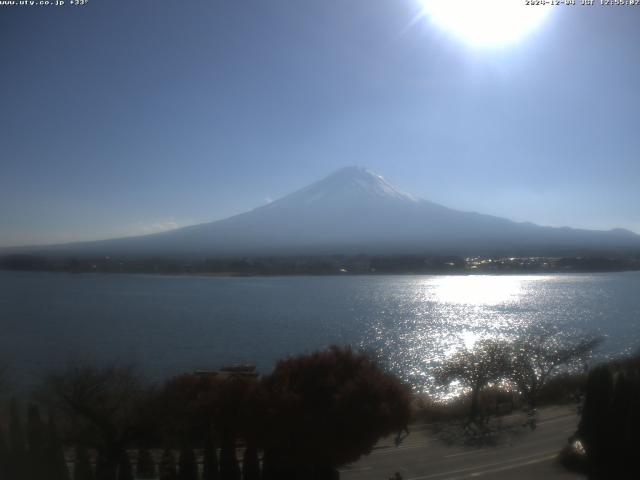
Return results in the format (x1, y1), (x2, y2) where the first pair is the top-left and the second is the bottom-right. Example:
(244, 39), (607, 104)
(510, 333), (602, 412)
(437, 339), (512, 424)
(40, 364), (156, 480)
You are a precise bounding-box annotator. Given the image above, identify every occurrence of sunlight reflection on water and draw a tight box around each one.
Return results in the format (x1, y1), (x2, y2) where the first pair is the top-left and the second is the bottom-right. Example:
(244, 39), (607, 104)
(430, 275), (528, 306)
(361, 275), (583, 395)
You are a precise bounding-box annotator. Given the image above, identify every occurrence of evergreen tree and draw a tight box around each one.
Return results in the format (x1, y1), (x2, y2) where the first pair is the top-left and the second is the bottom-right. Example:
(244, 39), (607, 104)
(48, 414), (70, 480)
(9, 399), (26, 480)
(0, 425), (9, 480)
(27, 404), (46, 454)
(26, 404), (47, 480)
(74, 446), (95, 480)
(260, 451), (275, 480)
(609, 372), (633, 476)
(136, 448), (156, 479)
(158, 449), (177, 480)
(241, 444), (260, 480)
(178, 447), (198, 480)
(220, 434), (240, 480)
(202, 435), (219, 480)
(577, 358), (640, 479)
(578, 365), (614, 478)
(117, 452), (134, 480)
(9, 399), (26, 455)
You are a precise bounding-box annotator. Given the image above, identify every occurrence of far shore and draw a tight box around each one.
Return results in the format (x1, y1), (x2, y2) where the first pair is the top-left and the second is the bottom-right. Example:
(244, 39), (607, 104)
(3, 252), (639, 278)
(2, 266), (640, 278)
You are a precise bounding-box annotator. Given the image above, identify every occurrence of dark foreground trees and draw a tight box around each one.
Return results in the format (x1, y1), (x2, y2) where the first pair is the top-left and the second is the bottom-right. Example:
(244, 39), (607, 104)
(262, 346), (411, 479)
(5, 335), (605, 479)
(41, 364), (157, 480)
(154, 346), (410, 480)
(574, 355), (640, 479)
(0, 401), (69, 480)
(151, 346), (411, 480)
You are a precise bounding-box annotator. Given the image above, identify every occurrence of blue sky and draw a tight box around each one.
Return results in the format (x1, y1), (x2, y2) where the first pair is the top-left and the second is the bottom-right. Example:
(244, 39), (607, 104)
(1, 1), (638, 246)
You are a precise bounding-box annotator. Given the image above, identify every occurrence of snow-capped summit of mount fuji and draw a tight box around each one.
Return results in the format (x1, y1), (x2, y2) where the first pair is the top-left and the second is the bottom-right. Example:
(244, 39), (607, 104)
(274, 166), (418, 206)
(3, 167), (640, 258)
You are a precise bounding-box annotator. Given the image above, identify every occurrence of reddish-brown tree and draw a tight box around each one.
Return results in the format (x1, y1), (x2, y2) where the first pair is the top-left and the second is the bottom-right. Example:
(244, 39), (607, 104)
(262, 346), (411, 477)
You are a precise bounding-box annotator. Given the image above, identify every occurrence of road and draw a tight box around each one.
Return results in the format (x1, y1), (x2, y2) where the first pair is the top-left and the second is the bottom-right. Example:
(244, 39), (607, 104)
(340, 406), (585, 480)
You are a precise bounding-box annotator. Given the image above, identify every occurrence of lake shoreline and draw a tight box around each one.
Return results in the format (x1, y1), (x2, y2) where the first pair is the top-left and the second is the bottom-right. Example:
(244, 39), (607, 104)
(2, 267), (640, 279)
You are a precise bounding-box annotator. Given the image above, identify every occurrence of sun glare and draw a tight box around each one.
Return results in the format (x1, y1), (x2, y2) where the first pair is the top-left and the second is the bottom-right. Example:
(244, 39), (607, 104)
(418, 0), (552, 47)
(431, 275), (526, 305)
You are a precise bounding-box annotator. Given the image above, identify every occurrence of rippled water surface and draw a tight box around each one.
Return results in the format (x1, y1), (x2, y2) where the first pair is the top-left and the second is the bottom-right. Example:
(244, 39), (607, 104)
(1, 271), (639, 389)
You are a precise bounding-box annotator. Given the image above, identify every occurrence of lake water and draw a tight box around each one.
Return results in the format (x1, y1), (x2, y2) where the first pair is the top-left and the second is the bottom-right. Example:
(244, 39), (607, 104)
(1, 271), (639, 391)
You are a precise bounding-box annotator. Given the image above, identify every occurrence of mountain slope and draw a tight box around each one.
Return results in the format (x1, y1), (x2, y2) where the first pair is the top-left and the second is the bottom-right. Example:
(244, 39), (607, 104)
(5, 167), (640, 258)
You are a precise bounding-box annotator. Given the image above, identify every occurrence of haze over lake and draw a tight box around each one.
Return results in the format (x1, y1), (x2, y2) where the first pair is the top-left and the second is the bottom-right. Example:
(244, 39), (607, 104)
(2, 270), (639, 392)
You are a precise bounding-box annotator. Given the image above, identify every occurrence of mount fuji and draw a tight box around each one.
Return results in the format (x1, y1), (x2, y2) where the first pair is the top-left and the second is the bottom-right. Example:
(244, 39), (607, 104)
(5, 167), (640, 258)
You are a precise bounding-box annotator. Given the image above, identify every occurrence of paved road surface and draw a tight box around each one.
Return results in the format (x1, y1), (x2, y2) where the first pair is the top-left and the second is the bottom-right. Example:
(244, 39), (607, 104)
(341, 406), (584, 480)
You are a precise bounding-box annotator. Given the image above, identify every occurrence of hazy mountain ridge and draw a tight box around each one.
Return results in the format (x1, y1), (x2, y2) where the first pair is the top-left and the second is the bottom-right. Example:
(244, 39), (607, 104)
(3, 167), (639, 258)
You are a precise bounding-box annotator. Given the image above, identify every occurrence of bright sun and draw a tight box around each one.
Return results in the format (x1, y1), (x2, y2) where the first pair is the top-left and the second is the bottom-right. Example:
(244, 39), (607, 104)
(418, 0), (552, 47)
